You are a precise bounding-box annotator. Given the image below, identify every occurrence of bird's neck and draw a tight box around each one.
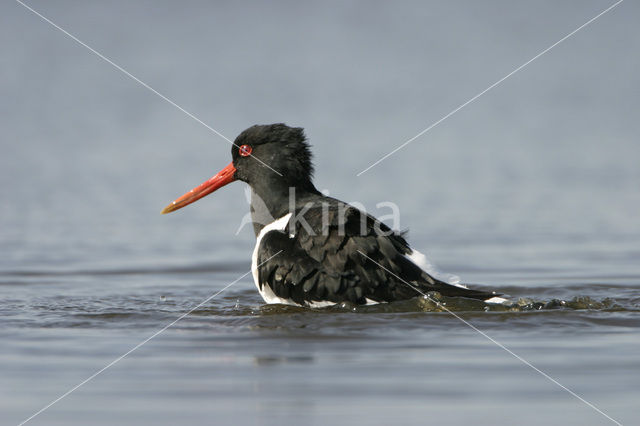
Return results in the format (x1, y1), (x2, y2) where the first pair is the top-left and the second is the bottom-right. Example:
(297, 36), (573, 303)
(249, 179), (320, 237)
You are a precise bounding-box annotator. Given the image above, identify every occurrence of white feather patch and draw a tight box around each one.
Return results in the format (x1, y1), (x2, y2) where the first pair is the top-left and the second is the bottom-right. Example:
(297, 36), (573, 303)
(251, 213), (296, 305)
(405, 248), (466, 288)
(484, 296), (509, 304)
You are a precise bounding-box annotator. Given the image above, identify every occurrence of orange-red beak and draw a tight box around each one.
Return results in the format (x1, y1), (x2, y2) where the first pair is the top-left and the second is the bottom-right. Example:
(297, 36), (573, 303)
(161, 162), (236, 214)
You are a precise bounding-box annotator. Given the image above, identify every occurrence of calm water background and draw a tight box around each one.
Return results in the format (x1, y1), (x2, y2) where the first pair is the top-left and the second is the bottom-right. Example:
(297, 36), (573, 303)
(1, 1), (639, 425)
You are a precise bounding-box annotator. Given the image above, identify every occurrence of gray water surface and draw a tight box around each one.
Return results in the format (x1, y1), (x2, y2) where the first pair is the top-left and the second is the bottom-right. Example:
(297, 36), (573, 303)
(2, 1), (639, 425)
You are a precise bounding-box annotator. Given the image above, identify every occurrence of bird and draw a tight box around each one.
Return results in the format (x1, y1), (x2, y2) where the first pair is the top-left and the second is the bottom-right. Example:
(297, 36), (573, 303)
(161, 123), (503, 308)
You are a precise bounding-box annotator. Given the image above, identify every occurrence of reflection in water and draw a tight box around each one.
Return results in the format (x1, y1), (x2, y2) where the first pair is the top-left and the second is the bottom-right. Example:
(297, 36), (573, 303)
(2, 270), (639, 426)
(253, 355), (314, 366)
(255, 292), (636, 314)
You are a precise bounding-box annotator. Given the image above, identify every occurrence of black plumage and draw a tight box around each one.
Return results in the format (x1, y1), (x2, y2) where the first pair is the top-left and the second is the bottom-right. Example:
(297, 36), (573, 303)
(256, 199), (497, 306)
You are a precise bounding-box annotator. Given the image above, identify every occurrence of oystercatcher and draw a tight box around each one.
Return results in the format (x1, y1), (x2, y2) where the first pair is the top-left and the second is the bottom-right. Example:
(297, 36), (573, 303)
(162, 124), (502, 307)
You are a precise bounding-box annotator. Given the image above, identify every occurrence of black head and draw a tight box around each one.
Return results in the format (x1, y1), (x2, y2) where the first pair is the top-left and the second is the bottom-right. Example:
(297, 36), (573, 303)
(231, 123), (315, 189)
(161, 123), (319, 214)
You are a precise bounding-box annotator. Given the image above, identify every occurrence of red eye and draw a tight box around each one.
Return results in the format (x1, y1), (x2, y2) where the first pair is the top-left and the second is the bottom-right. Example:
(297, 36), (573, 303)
(239, 144), (252, 157)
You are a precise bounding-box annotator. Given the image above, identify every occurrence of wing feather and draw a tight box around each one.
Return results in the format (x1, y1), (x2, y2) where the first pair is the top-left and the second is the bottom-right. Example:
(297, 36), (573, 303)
(256, 202), (497, 306)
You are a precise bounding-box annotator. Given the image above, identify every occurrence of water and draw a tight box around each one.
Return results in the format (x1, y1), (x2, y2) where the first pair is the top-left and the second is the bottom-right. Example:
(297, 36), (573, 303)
(2, 1), (639, 425)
